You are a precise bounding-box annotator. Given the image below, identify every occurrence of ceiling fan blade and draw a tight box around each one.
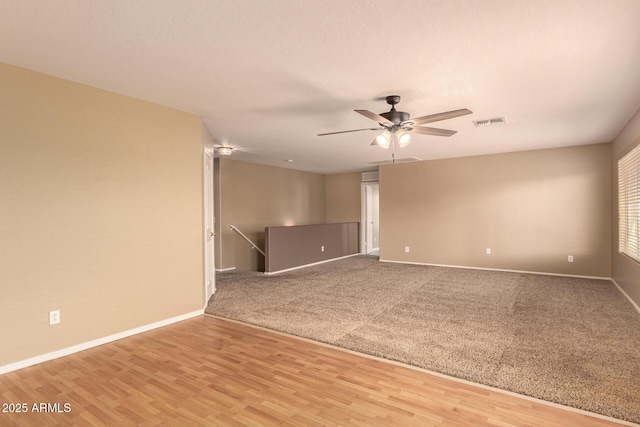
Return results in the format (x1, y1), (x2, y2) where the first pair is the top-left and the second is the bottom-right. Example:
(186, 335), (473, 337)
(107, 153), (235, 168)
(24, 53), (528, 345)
(355, 109), (393, 125)
(410, 108), (472, 126)
(410, 126), (457, 137)
(317, 127), (381, 136)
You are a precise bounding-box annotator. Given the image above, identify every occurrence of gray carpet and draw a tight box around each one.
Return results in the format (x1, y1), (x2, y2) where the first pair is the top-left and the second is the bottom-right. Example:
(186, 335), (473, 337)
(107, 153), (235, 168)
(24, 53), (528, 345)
(205, 256), (640, 423)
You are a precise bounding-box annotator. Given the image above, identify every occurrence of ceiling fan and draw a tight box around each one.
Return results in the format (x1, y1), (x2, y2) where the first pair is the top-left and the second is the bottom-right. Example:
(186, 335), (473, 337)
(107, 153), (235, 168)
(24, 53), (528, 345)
(317, 95), (472, 150)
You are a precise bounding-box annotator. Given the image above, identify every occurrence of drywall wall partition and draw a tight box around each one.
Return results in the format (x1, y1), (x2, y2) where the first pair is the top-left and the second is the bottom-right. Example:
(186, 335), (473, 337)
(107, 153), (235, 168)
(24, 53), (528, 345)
(380, 144), (611, 277)
(612, 106), (640, 307)
(218, 158), (326, 271)
(0, 63), (203, 366)
(265, 222), (359, 273)
(325, 172), (362, 223)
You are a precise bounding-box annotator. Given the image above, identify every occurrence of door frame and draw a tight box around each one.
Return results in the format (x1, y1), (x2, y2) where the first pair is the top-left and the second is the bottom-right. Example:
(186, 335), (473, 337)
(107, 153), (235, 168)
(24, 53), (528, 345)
(203, 147), (216, 305)
(360, 182), (380, 254)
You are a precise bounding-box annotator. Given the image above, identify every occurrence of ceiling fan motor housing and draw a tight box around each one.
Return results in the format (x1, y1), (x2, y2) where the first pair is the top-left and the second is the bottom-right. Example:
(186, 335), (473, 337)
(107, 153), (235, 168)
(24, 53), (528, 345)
(381, 95), (410, 124)
(380, 110), (410, 125)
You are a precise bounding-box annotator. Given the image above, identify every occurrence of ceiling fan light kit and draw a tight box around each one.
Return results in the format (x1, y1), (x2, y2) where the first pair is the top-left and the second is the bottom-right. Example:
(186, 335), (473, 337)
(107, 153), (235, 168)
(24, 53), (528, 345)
(375, 130), (392, 148)
(318, 95), (472, 157)
(396, 130), (411, 147)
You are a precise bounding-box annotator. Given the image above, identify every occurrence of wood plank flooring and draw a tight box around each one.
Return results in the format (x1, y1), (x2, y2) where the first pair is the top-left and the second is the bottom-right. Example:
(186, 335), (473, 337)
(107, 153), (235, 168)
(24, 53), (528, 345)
(0, 315), (631, 426)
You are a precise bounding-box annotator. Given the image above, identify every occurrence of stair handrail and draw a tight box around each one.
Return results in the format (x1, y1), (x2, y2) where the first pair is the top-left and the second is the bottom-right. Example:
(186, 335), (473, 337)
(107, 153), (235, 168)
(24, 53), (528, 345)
(229, 225), (266, 256)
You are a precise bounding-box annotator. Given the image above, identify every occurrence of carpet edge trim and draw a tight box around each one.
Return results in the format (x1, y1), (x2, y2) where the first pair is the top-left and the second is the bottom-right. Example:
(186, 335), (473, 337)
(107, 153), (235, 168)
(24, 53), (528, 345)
(204, 314), (639, 427)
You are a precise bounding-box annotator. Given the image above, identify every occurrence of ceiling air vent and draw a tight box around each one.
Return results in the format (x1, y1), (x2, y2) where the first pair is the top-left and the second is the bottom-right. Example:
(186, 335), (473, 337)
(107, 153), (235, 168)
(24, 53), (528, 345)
(473, 117), (506, 127)
(368, 157), (422, 166)
(362, 171), (379, 182)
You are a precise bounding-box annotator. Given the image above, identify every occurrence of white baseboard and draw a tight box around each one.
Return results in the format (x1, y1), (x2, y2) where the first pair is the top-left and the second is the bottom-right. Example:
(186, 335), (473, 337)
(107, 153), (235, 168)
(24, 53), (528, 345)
(378, 259), (612, 281)
(265, 253), (360, 275)
(611, 279), (640, 314)
(0, 309), (203, 376)
(216, 267), (236, 272)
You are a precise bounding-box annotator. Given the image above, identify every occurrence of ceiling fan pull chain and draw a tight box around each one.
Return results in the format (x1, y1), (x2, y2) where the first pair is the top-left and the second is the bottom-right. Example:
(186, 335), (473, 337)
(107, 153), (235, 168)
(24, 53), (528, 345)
(392, 135), (396, 163)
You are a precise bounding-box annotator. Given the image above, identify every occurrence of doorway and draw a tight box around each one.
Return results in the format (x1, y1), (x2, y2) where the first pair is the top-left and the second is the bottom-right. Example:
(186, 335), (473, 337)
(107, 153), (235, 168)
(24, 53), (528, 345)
(361, 182), (380, 255)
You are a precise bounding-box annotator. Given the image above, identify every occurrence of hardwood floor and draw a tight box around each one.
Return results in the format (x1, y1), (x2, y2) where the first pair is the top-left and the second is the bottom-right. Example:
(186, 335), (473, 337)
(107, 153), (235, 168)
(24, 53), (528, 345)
(0, 315), (630, 426)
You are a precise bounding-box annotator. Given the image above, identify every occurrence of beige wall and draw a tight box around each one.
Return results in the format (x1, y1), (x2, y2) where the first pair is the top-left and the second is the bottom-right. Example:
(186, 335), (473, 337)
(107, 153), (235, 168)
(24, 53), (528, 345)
(380, 144), (612, 277)
(612, 107), (640, 307)
(0, 63), (204, 366)
(218, 159), (325, 271)
(265, 222), (359, 273)
(325, 172), (362, 223)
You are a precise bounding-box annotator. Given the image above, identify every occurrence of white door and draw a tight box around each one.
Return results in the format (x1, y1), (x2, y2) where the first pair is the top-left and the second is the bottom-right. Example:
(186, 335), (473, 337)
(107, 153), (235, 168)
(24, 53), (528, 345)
(203, 148), (216, 304)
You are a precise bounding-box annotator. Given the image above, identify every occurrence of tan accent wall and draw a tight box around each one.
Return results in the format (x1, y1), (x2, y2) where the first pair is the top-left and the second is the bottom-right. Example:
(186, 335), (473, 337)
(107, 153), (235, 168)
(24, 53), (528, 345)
(0, 63), (203, 366)
(325, 172), (362, 223)
(380, 144), (611, 277)
(265, 222), (359, 273)
(218, 159), (325, 271)
(612, 107), (640, 307)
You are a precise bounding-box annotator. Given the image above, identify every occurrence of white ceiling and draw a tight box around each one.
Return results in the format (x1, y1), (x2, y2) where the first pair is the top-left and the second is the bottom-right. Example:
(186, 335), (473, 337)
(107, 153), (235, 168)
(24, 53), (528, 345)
(2, 0), (640, 174)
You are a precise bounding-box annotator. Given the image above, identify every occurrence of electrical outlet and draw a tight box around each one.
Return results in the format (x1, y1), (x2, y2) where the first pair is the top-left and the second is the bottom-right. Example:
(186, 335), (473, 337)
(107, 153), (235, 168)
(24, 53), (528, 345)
(404, 246), (410, 253)
(49, 310), (60, 325)
(568, 255), (574, 262)
(485, 247), (491, 255)
(321, 246), (325, 252)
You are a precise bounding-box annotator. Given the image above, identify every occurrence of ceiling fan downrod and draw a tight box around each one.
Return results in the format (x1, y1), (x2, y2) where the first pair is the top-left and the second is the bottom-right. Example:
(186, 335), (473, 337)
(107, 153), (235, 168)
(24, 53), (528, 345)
(380, 95), (410, 125)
